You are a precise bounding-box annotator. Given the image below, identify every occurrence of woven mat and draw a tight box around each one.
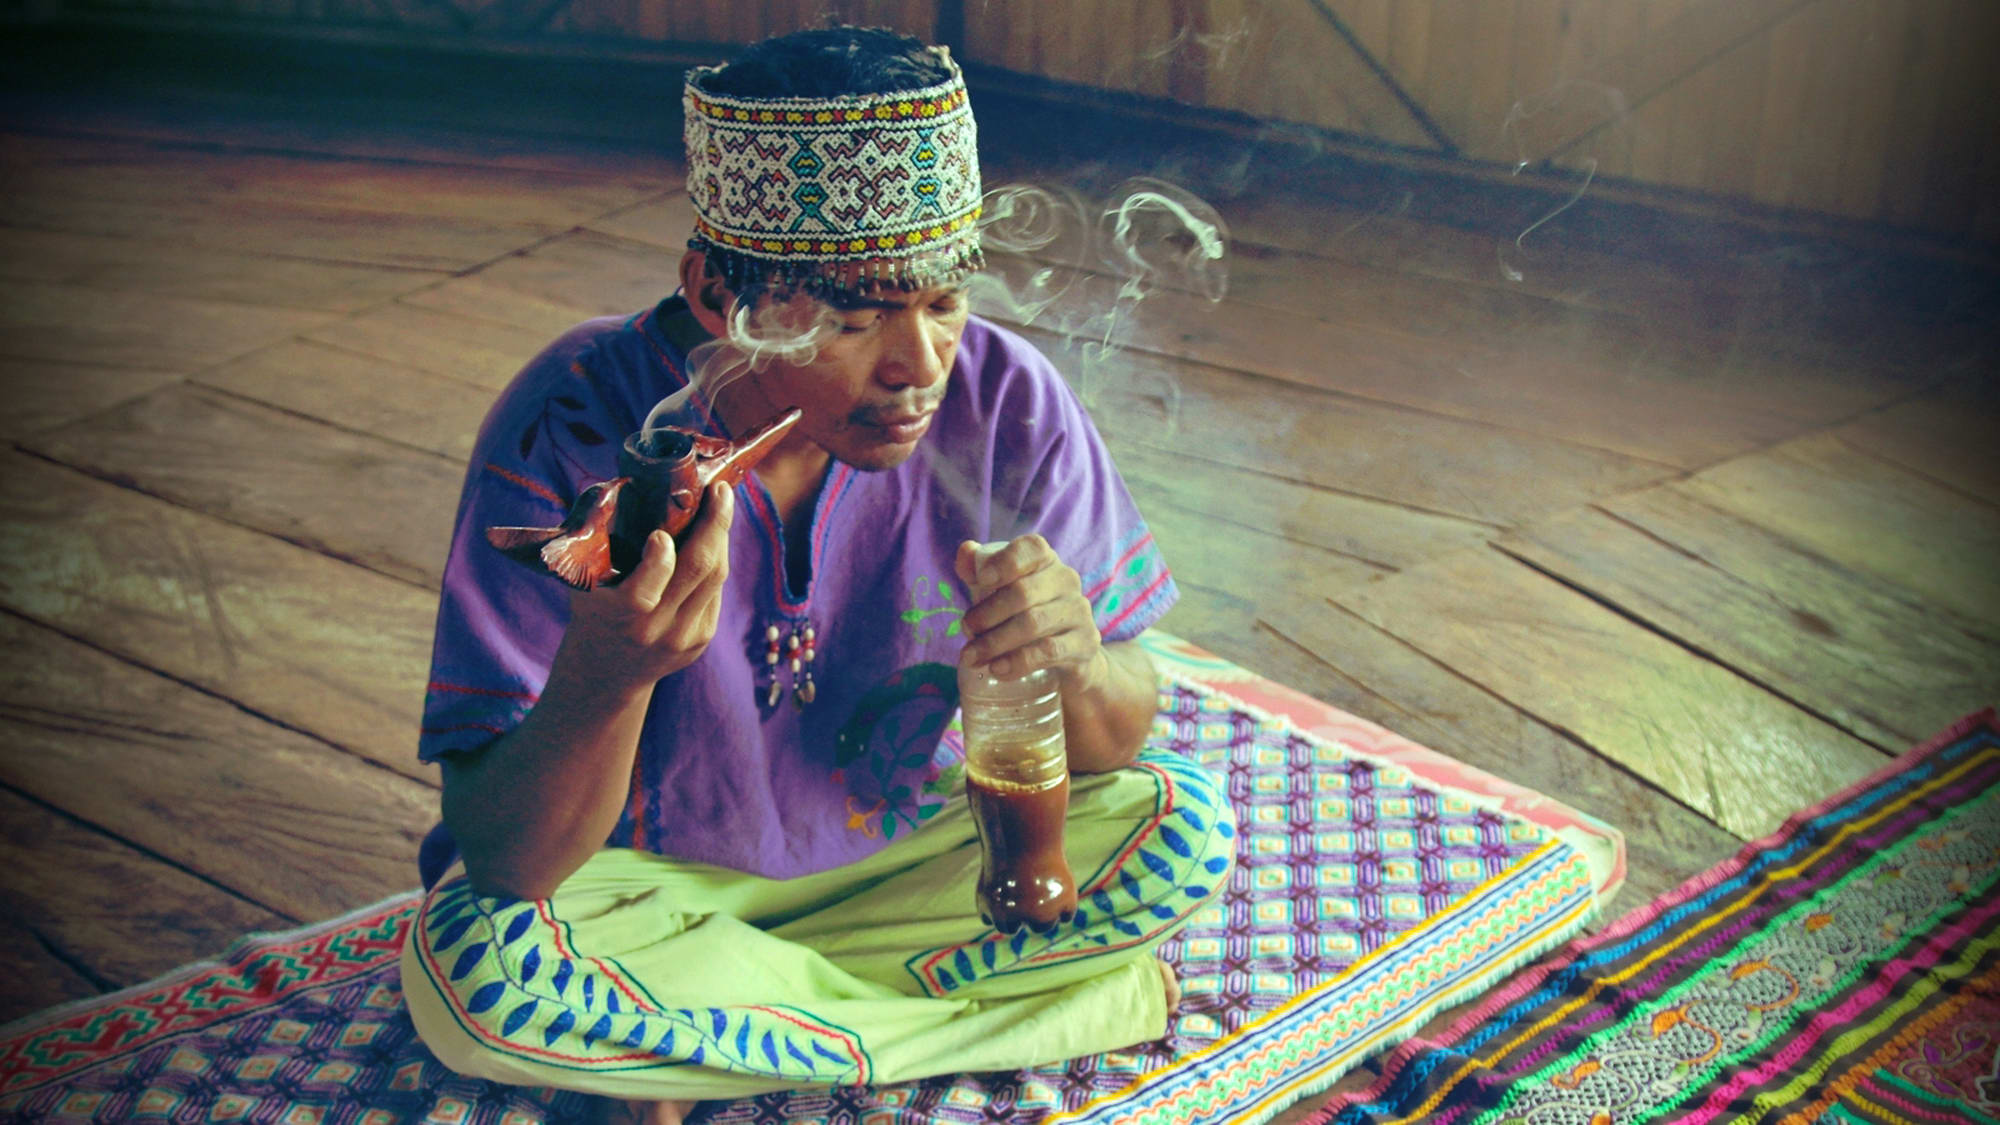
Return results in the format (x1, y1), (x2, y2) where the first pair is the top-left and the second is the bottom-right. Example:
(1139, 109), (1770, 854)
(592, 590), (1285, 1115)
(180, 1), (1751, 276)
(1306, 709), (2000, 1125)
(0, 636), (1617, 1125)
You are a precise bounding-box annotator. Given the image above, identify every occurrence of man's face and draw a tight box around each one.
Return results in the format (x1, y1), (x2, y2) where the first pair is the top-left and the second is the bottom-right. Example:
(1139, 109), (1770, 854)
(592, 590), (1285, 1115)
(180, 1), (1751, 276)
(730, 282), (971, 472)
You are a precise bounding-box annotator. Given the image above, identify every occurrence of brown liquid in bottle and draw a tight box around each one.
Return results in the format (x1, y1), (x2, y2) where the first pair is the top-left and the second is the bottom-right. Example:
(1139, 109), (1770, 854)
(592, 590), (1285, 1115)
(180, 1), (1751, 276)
(966, 772), (1077, 931)
(958, 546), (1077, 932)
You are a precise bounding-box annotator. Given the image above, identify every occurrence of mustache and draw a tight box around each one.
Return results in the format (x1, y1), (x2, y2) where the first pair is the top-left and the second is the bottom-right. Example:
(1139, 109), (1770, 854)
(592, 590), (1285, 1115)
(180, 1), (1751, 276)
(848, 396), (946, 426)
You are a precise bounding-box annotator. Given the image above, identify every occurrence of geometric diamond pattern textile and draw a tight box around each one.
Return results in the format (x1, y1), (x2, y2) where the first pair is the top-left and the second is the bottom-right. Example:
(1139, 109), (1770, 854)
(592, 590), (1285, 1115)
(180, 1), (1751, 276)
(1303, 709), (2000, 1125)
(0, 634), (1615, 1125)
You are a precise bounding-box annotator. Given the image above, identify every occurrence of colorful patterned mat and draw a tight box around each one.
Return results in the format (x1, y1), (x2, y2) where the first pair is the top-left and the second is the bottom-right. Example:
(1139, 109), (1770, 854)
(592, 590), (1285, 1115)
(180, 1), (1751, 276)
(0, 635), (1615, 1125)
(1305, 708), (2000, 1125)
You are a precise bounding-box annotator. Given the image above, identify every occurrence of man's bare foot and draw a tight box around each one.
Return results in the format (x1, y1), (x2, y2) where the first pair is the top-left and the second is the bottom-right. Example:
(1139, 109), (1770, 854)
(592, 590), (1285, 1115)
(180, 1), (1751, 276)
(1157, 957), (1181, 1012)
(604, 1098), (699, 1125)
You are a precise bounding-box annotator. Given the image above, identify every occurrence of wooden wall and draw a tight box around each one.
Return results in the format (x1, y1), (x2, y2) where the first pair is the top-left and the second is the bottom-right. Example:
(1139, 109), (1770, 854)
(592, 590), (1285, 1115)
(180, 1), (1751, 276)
(48, 0), (2000, 241)
(965, 0), (2000, 242)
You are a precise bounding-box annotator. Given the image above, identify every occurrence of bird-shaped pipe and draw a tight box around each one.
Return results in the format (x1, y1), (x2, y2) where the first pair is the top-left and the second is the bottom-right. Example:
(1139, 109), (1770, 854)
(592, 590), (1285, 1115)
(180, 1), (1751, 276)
(485, 406), (802, 590)
(486, 477), (629, 591)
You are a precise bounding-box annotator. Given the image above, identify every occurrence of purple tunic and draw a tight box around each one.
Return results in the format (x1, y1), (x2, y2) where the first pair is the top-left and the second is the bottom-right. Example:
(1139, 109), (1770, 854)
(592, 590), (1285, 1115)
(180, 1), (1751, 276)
(420, 300), (1176, 881)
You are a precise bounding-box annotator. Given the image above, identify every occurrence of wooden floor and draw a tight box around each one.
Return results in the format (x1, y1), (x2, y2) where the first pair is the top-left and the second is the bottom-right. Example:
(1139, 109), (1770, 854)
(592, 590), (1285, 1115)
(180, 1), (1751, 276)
(3, 24), (1997, 1118)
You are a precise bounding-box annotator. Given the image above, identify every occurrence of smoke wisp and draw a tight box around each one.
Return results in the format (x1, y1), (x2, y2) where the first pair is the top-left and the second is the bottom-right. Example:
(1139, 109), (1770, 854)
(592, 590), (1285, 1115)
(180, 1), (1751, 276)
(970, 178), (1230, 425)
(641, 295), (843, 437)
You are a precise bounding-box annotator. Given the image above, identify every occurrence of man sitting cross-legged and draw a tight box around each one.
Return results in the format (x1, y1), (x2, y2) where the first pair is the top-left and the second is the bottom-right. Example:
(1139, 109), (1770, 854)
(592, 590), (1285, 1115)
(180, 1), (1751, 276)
(398, 26), (1235, 1124)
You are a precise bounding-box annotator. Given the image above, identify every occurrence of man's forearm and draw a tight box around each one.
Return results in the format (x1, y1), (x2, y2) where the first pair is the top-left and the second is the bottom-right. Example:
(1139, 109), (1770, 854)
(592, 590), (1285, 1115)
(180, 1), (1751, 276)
(1060, 639), (1159, 774)
(440, 661), (655, 900)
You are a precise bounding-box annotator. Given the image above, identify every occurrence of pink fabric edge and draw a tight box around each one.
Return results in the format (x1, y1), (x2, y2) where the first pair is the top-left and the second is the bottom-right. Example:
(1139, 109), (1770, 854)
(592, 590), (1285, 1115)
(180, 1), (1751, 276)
(1297, 706), (2000, 1125)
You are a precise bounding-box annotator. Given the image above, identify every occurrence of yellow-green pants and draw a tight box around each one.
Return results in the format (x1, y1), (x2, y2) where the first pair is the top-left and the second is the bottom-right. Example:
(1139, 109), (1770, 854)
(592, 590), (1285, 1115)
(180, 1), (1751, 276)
(400, 748), (1234, 1102)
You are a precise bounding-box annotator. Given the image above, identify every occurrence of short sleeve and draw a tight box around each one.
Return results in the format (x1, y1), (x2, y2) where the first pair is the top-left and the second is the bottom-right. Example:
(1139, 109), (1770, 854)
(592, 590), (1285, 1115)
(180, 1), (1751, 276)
(983, 328), (1178, 644)
(418, 323), (645, 762)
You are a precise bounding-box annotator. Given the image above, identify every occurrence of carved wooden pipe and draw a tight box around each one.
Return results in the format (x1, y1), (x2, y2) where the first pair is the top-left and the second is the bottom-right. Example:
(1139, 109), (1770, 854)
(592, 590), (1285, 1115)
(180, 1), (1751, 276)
(486, 406), (802, 590)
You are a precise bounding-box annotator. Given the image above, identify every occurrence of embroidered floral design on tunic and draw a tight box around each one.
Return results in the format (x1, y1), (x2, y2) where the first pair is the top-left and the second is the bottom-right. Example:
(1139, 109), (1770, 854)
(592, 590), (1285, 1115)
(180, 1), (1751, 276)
(832, 663), (964, 839)
(899, 575), (965, 644)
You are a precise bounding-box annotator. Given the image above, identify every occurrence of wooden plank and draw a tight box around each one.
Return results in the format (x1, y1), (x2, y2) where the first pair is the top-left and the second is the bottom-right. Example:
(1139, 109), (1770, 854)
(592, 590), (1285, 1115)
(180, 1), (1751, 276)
(1025, 325), (1675, 527)
(10, 103), (676, 182)
(408, 228), (679, 320)
(1242, 1), (1434, 149)
(1830, 0), (1905, 220)
(1130, 481), (1385, 613)
(28, 384), (462, 589)
(0, 127), (663, 273)
(993, 254), (1872, 469)
(0, 279), (337, 373)
(1213, 234), (1927, 409)
(1092, 0), (1146, 94)
(1153, 586), (1265, 666)
(1874, 0), (1960, 230)
(304, 300), (560, 392)
(0, 228), (442, 313)
(1408, 0), (1475, 150)
(1034, 0), (1096, 88)
(0, 358), (183, 442)
(0, 786), (290, 1016)
(1512, 0), (1819, 163)
(1696, 22), (1770, 202)
(1457, 0), (1518, 163)
(2, 133), (666, 234)
(1500, 491), (2000, 749)
(396, 275), (602, 344)
(196, 340), (493, 462)
(0, 451), (437, 781)
(1833, 381), (2000, 504)
(0, 912), (103, 1024)
(1661, 36), (1724, 193)
(1677, 432), (2000, 629)
(1208, 185), (1728, 327)
(1107, 440), (1495, 572)
(1246, 600), (1742, 913)
(1100, 166), (1958, 381)
(1332, 546), (1890, 840)
(1751, 0), (1814, 209)
(0, 613), (432, 921)
(1504, 0), (1568, 164)
(1782, 0), (1861, 220)
(582, 191), (693, 250)
(2, 191), (573, 275)
(1920, 0), (2000, 235)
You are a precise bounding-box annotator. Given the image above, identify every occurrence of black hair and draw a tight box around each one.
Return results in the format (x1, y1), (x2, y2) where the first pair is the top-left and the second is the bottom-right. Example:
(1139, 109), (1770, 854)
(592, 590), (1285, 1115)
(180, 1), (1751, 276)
(696, 26), (952, 98)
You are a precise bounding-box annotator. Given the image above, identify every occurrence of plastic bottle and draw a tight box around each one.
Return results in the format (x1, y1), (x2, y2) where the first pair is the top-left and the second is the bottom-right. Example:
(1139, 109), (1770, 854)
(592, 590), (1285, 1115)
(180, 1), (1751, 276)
(959, 647), (1079, 932)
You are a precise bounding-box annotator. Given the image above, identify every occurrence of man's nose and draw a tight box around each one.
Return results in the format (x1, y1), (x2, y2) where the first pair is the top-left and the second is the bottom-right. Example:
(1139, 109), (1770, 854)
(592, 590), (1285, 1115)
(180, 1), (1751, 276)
(878, 314), (949, 390)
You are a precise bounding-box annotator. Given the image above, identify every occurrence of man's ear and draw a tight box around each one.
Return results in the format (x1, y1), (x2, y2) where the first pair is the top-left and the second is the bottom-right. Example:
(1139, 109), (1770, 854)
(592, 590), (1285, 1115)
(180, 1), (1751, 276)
(679, 250), (733, 337)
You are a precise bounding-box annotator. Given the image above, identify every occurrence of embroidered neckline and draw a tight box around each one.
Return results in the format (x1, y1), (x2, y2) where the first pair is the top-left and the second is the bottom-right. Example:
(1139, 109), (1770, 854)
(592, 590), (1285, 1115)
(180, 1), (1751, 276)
(740, 462), (857, 710)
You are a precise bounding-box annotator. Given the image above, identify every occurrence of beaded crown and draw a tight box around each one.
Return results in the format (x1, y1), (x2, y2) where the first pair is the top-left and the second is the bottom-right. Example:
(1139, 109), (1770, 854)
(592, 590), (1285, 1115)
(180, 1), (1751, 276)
(682, 46), (984, 296)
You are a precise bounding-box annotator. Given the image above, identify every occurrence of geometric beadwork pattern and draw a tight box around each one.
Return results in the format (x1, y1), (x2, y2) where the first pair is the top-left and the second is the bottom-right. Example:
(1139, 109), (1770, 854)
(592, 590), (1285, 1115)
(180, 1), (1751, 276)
(683, 59), (981, 270)
(0, 672), (1599, 1125)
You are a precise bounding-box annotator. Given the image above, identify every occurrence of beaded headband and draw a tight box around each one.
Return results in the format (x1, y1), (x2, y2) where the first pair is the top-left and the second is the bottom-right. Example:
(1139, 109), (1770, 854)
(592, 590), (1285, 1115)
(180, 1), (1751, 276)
(682, 47), (985, 297)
